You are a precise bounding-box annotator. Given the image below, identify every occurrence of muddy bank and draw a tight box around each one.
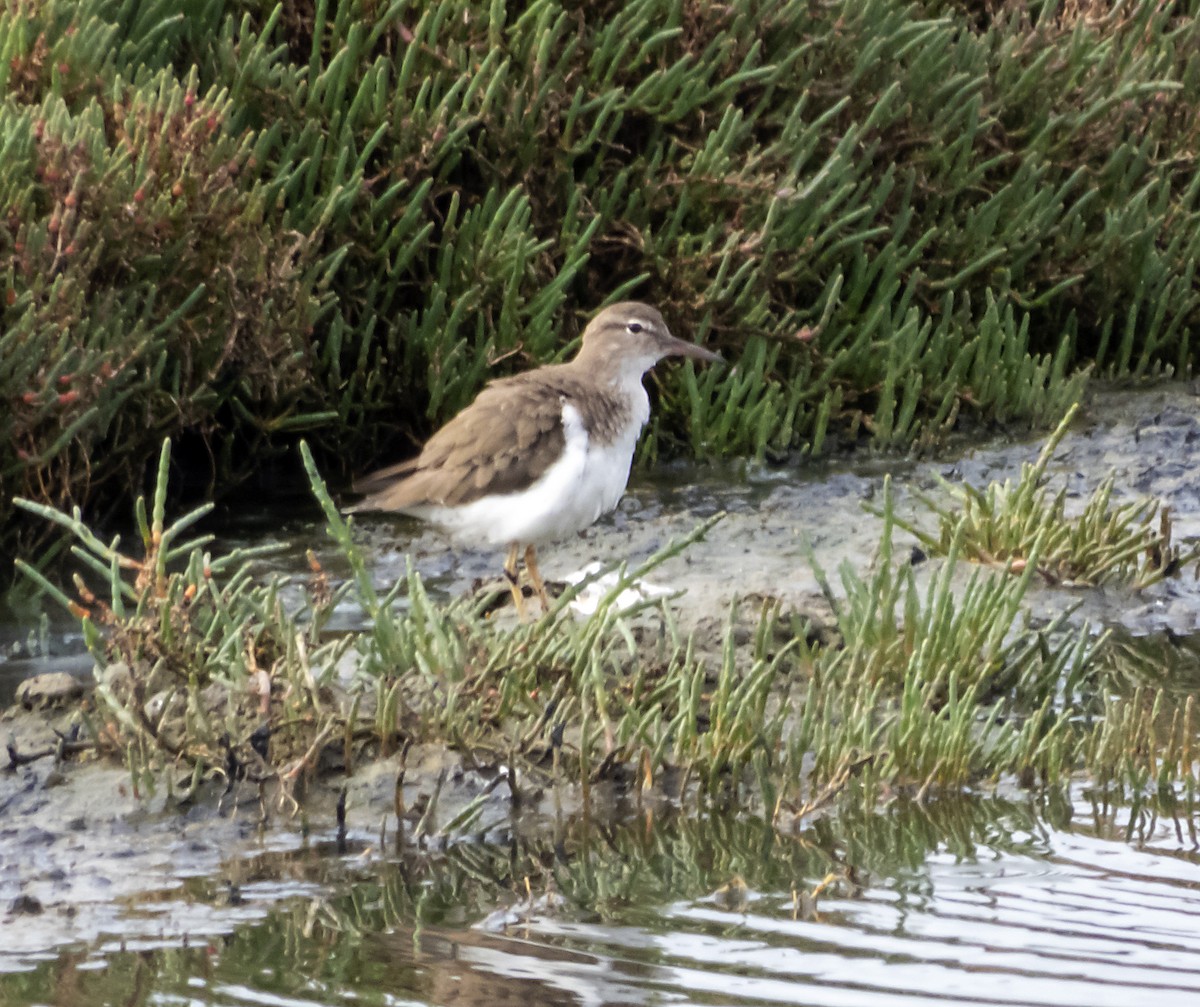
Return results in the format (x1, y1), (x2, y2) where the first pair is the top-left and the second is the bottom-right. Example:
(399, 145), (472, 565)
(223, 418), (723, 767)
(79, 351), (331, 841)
(1, 698), (621, 969)
(3, 382), (1200, 969)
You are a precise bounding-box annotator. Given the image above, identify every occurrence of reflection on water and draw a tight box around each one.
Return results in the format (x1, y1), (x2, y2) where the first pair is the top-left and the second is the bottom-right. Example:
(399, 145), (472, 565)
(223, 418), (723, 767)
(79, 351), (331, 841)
(5, 794), (1200, 1007)
(1094, 629), (1200, 693)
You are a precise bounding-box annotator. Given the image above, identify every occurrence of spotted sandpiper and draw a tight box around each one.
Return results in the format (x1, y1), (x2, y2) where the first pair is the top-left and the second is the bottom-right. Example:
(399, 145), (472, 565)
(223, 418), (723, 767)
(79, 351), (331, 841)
(349, 302), (721, 619)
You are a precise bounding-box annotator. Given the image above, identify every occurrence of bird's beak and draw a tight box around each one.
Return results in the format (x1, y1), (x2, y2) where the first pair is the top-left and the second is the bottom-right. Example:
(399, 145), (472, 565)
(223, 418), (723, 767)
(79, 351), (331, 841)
(663, 334), (723, 364)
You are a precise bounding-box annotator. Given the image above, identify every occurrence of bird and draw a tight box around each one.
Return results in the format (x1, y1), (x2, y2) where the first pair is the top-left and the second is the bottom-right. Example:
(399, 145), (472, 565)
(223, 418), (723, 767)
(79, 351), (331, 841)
(348, 302), (721, 620)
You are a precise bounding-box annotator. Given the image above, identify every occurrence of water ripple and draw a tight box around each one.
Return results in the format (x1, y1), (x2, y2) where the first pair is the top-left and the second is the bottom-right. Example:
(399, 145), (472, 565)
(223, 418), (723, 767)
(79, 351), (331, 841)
(492, 827), (1200, 1007)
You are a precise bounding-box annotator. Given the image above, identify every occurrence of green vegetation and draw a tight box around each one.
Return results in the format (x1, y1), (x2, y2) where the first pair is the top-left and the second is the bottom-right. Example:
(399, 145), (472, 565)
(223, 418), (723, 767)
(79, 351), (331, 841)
(891, 404), (1200, 587)
(15, 438), (1200, 822)
(5, 0), (1200, 564)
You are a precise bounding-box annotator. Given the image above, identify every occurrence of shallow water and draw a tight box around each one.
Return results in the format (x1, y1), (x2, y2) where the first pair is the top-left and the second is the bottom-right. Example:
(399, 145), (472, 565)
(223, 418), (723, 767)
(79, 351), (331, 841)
(4, 384), (1200, 1004)
(4, 795), (1200, 1006)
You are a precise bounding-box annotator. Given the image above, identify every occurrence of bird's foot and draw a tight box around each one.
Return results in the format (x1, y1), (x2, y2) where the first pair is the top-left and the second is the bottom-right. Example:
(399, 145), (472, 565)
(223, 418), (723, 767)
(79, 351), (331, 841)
(524, 544), (552, 615)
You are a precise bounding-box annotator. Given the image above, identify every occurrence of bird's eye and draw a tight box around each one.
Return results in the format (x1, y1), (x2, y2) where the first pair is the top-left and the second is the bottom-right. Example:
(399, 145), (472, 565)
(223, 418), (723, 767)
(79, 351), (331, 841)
(627, 321), (644, 334)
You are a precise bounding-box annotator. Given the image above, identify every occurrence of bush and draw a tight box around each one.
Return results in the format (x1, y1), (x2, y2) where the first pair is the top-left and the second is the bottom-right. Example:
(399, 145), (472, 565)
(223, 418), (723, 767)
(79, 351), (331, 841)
(4, 0), (1200, 569)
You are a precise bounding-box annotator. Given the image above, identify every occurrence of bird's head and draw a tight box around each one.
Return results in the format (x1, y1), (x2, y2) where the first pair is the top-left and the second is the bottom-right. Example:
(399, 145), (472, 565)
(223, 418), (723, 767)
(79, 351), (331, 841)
(578, 302), (722, 376)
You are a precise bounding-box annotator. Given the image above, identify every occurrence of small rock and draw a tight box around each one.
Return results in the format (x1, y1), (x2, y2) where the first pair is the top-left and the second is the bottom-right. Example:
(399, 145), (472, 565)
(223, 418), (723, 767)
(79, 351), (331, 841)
(15, 672), (86, 710)
(10, 894), (43, 915)
(99, 662), (133, 693)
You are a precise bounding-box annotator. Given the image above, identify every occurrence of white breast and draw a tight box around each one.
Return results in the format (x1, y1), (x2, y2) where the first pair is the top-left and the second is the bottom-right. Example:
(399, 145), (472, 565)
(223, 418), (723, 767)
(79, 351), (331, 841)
(410, 399), (645, 548)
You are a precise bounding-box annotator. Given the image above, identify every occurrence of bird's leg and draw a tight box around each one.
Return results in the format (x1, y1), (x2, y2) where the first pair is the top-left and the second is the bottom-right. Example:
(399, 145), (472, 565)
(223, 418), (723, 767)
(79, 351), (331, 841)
(524, 544), (551, 613)
(503, 542), (529, 622)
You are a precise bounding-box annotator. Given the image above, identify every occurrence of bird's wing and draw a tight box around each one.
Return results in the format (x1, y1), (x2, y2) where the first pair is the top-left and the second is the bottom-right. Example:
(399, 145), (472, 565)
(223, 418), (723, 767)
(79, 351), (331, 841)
(350, 457), (417, 498)
(349, 376), (570, 512)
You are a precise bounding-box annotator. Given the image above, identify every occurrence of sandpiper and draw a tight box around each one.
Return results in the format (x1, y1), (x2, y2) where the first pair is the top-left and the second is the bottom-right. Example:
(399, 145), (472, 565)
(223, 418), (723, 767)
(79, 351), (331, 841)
(349, 302), (721, 619)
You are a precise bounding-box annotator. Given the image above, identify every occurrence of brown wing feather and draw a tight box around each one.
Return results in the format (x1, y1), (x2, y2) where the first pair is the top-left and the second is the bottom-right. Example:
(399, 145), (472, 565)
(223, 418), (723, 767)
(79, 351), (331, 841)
(350, 457), (418, 498)
(349, 375), (570, 512)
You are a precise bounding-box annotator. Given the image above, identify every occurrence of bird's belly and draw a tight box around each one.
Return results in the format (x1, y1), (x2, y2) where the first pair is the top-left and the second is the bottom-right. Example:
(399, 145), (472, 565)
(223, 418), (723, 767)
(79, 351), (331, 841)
(574, 434), (637, 527)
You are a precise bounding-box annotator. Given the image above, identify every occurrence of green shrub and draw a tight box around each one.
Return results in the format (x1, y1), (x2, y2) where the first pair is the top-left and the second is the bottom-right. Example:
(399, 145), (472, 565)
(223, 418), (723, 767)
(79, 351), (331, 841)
(6, 0), (1200, 570)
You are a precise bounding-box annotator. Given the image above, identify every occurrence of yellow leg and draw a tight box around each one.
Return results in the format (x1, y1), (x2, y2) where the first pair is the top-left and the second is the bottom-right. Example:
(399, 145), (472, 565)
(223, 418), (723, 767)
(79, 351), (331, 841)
(503, 542), (529, 622)
(524, 544), (550, 613)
